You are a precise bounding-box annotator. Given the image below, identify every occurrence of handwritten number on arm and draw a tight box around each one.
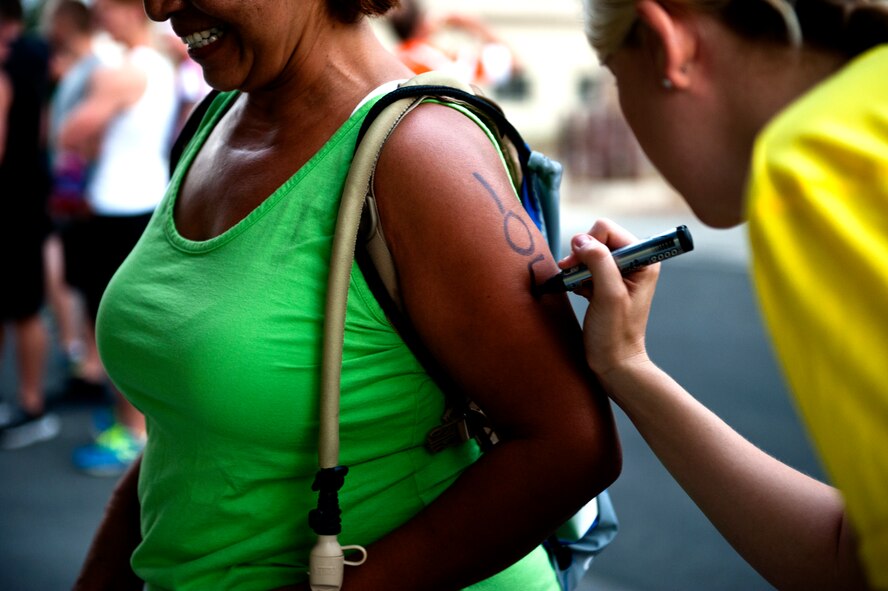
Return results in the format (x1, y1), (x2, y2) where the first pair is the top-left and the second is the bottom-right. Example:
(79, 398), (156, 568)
(473, 172), (547, 287)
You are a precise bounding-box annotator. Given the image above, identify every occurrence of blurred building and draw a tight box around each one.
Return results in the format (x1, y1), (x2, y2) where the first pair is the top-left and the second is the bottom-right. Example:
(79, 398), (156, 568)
(374, 0), (654, 191)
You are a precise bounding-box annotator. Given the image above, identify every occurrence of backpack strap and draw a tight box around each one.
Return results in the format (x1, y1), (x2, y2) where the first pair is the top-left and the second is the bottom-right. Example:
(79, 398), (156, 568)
(168, 89), (222, 179)
(354, 72), (543, 452)
(356, 75), (561, 313)
(308, 79), (449, 590)
(349, 72), (564, 453)
(355, 72), (561, 452)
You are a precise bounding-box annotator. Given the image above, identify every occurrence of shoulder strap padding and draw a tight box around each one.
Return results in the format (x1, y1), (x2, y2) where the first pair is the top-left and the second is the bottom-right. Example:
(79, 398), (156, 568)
(356, 73), (529, 314)
(168, 89), (222, 179)
(328, 71), (554, 458)
(321, 80), (435, 468)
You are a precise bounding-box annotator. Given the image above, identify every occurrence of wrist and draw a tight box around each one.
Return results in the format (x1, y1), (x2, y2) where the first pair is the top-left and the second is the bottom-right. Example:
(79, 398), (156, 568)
(594, 353), (658, 406)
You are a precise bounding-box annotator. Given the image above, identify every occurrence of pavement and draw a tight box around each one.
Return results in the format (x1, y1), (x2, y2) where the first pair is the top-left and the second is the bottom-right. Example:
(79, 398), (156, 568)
(556, 175), (750, 267)
(0, 175), (823, 590)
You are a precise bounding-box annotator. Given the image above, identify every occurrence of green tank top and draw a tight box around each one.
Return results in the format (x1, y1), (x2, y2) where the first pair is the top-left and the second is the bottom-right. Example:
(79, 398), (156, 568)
(96, 91), (558, 590)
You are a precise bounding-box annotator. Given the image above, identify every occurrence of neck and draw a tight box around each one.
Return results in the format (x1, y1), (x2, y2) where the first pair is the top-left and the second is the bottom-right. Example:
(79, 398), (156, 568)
(729, 45), (845, 145)
(243, 19), (412, 125)
(700, 43), (846, 225)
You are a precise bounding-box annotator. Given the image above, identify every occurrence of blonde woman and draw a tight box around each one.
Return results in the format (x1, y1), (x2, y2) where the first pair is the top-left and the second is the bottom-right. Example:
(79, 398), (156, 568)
(564, 0), (887, 588)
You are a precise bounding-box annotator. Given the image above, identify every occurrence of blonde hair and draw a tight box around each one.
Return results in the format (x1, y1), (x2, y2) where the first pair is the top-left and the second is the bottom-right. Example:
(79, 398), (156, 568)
(582, 0), (645, 62)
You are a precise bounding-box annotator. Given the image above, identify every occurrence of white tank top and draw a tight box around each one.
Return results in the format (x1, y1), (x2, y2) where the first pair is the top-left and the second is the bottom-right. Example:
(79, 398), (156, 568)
(88, 46), (177, 216)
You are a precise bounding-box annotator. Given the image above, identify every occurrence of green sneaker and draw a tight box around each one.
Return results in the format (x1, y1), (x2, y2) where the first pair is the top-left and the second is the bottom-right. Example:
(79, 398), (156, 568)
(72, 423), (145, 476)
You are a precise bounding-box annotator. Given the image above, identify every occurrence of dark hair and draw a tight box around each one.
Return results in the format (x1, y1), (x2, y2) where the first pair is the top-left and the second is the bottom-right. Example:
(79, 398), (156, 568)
(795, 0), (888, 56)
(723, 0), (888, 57)
(0, 0), (23, 22)
(52, 0), (93, 34)
(721, 1), (798, 45)
(388, 0), (422, 41)
(327, 0), (400, 24)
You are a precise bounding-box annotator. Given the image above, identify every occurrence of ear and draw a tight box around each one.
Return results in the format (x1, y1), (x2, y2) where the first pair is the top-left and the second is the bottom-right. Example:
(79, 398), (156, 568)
(636, 0), (697, 89)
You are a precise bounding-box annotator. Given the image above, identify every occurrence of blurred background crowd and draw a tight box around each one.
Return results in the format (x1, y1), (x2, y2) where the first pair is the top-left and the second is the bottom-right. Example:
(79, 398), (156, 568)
(0, 0), (209, 471)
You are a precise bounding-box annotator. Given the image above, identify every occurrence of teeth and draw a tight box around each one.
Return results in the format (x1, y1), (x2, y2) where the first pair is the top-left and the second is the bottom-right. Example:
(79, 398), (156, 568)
(182, 26), (224, 50)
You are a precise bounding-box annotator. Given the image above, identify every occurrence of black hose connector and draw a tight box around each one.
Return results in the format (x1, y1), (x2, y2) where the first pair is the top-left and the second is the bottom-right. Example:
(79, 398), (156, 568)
(308, 466), (349, 536)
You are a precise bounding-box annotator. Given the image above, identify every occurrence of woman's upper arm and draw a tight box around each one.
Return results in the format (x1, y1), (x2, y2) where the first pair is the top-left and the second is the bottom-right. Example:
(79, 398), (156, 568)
(373, 102), (619, 474)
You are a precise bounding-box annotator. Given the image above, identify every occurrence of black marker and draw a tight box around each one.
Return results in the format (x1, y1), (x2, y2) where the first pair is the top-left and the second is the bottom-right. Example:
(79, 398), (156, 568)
(539, 225), (694, 294)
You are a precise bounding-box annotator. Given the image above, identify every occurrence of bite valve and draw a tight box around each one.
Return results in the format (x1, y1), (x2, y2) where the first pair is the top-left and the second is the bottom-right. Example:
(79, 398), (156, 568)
(309, 535), (367, 591)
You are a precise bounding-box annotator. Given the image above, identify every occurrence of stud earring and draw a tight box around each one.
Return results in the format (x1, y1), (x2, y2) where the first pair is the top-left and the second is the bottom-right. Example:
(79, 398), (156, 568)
(661, 78), (673, 90)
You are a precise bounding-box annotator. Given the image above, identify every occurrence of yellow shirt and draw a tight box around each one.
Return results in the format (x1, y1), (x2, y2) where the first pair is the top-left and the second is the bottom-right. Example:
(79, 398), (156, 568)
(747, 45), (888, 588)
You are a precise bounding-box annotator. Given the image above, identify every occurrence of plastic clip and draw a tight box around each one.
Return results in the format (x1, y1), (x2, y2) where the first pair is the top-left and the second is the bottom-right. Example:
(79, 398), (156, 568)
(426, 415), (471, 453)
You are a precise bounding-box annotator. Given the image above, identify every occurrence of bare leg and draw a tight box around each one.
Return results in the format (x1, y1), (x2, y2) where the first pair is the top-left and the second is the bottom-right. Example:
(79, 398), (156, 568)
(0, 316), (59, 450)
(78, 316), (144, 435)
(78, 320), (105, 383)
(14, 314), (48, 416)
(43, 234), (82, 355)
(113, 386), (145, 438)
(70, 318), (146, 474)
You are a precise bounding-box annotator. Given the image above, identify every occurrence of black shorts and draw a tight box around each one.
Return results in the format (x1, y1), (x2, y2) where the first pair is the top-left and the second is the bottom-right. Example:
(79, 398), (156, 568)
(63, 213), (153, 321)
(0, 229), (45, 321)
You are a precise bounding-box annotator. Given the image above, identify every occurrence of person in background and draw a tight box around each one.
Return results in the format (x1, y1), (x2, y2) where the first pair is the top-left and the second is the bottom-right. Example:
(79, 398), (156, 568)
(44, 0), (103, 400)
(59, 0), (177, 475)
(73, 0), (620, 588)
(562, 0), (888, 588)
(387, 0), (522, 92)
(0, 0), (59, 450)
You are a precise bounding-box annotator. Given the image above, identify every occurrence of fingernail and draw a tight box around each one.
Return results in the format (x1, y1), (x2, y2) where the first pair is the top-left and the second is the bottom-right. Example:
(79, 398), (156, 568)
(573, 234), (592, 248)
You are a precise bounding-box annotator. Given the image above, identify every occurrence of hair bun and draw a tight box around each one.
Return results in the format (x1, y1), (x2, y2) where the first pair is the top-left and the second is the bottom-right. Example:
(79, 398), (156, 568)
(844, 3), (888, 56)
(796, 0), (888, 56)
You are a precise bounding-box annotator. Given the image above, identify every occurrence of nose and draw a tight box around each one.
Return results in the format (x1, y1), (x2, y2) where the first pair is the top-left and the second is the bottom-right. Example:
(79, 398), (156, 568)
(143, 0), (186, 22)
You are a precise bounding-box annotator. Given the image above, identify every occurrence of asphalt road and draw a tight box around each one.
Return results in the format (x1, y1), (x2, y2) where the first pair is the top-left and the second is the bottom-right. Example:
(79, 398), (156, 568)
(0, 216), (825, 591)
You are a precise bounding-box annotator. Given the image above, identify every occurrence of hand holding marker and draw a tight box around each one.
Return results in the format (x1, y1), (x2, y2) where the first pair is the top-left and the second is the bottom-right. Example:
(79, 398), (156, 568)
(539, 226), (695, 294)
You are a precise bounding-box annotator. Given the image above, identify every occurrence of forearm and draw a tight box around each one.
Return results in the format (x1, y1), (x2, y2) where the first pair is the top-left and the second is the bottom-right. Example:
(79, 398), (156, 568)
(58, 110), (104, 160)
(74, 455), (143, 591)
(58, 67), (130, 159)
(343, 427), (619, 590)
(441, 14), (503, 44)
(603, 361), (867, 590)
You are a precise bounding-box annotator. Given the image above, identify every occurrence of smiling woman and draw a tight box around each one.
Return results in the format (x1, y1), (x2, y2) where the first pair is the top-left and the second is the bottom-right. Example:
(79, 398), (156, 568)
(73, 0), (621, 590)
(179, 26), (222, 50)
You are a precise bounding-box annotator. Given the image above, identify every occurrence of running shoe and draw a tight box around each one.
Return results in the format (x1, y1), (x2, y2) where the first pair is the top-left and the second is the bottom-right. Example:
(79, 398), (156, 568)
(72, 423), (145, 476)
(90, 406), (115, 437)
(0, 402), (14, 427)
(0, 411), (61, 450)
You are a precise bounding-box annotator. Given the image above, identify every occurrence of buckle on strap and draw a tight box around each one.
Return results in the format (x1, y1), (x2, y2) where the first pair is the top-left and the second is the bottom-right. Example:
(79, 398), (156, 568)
(426, 415), (471, 453)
